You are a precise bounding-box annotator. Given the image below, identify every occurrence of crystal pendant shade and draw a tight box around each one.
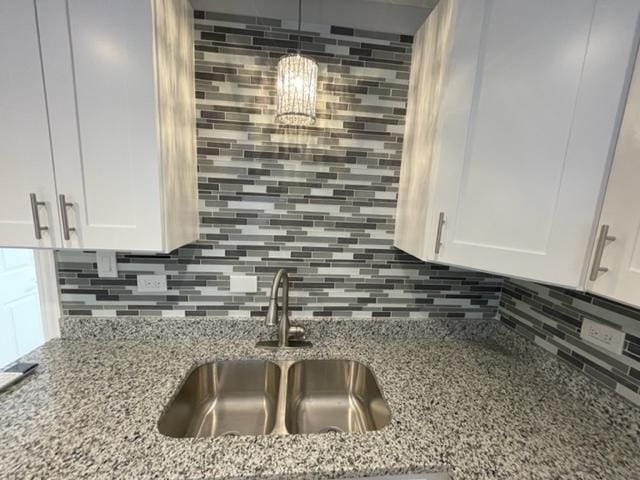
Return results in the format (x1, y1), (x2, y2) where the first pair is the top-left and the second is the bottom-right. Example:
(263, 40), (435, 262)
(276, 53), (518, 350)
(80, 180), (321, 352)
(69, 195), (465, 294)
(275, 54), (318, 126)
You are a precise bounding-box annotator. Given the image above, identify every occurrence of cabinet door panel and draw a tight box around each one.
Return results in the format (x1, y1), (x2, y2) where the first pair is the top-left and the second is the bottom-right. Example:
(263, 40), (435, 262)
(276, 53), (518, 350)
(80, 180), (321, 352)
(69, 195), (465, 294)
(394, 0), (483, 261)
(394, 0), (455, 260)
(453, 0), (593, 253)
(154, 0), (199, 251)
(37, 0), (163, 251)
(588, 48), (640, 308)
(0, 1), (60, 248)
(432, 0), (640, 287)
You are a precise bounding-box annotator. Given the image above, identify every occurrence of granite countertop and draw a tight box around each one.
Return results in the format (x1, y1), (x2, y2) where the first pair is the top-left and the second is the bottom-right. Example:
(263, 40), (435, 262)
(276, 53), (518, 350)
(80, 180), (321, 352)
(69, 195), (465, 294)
(0, 318), (638, 480)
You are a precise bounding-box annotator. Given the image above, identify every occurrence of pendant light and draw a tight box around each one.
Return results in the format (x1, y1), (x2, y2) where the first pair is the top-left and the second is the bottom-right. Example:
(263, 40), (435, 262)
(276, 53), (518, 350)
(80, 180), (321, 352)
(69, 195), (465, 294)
(275, 0), (318, 126)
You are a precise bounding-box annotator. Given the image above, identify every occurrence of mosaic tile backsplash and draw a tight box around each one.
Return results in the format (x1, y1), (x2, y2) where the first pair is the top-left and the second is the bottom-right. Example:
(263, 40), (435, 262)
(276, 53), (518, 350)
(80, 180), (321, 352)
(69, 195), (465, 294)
(55, 10), (502, 319)
(500, 278), (640, 406)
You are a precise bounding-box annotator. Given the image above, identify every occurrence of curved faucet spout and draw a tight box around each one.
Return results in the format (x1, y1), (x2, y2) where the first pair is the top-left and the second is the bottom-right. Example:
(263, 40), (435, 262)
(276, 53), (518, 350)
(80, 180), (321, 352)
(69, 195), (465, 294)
(269, 269), (288, 299)
(264, 269), (301, 347)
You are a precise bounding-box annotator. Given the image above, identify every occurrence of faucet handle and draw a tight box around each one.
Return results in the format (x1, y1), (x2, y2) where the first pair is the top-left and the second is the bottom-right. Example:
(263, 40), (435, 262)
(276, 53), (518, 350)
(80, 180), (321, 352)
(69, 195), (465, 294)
(288, 325), (305, 340)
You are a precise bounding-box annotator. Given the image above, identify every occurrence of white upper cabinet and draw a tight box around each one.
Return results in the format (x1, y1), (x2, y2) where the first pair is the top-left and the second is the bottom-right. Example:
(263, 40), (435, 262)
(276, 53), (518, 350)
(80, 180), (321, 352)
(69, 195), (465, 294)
(0, 0), (198, 252)
(394, 0), (455, 259)
(0, 1), (61, 248)
(395, 0), (640, 288)
(587, 47), (640, 308)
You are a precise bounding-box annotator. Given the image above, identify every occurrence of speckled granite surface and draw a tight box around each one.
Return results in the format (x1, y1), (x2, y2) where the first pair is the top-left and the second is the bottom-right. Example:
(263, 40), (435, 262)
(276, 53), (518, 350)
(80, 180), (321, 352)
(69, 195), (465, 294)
(59, 316), (500, 341)
(1, 321), (639, 480)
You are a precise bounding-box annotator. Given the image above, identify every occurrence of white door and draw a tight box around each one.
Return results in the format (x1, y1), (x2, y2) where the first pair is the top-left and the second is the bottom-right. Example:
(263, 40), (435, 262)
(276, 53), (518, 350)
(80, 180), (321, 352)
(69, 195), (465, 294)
(430, 0), (640, 288)
(36, 0), (164, 251)
(0, 1), (61, 249)
(0, 249), (44, 368)
(588, 48), (640, 308)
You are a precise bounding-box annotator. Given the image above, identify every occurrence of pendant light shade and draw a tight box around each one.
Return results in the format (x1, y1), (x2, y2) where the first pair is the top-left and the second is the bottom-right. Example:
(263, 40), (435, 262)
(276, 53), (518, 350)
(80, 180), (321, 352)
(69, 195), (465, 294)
(275, 0), (317, 126)
(275, 54), (318, 125)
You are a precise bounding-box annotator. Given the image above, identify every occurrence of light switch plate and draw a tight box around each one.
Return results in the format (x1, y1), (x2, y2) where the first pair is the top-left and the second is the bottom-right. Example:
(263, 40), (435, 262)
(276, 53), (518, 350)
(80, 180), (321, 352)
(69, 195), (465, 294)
(230, 275), (257, 293)
(580, 318), (625, 354)
(137, 274), (167, 292)
(96, 251), (118, 278)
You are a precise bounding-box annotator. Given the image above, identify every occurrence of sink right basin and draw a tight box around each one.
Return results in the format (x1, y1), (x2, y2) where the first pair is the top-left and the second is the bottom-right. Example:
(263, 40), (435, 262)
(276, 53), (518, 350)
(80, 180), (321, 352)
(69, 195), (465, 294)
(285, 359), (391, 434)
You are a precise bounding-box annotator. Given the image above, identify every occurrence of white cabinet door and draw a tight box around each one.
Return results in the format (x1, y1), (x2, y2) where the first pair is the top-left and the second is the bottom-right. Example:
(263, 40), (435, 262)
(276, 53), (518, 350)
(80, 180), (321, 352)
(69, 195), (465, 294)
(394, 0), (456, 260)
(588, 49), (640, 308)
(430, 0), (640, 288)
(37, 0), (164, 251)
(394, 0), (483, 262)
(0, 1), (61, 249)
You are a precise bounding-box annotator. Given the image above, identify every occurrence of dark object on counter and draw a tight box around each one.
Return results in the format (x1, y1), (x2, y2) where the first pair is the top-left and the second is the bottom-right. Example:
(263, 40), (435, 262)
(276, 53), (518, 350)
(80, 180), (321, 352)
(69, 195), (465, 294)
(0, 362), (38, 393)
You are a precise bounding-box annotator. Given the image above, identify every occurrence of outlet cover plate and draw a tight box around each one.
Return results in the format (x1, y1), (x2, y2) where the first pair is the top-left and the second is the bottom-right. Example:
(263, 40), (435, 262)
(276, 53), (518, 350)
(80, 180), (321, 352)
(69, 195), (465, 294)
(96, 251), (118, 278)
(580, 318), (625, 354)
(230, 275), (257, 293)
(137, 274), (167, 293)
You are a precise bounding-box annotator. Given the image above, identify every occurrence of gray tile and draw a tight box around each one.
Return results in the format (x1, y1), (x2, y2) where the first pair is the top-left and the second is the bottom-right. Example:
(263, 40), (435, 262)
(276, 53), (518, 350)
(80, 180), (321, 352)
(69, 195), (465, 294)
(55, 16), (501, 321)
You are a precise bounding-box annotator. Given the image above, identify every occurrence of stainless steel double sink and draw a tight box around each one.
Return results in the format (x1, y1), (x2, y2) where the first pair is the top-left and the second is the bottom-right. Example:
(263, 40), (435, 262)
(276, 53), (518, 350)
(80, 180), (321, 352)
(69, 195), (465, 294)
(157, 359), (391, 438)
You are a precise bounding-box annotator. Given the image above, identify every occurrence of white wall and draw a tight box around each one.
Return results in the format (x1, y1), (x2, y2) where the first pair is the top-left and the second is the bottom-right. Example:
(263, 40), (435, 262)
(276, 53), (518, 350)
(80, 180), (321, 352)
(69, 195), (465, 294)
(0, 249), (44, 368)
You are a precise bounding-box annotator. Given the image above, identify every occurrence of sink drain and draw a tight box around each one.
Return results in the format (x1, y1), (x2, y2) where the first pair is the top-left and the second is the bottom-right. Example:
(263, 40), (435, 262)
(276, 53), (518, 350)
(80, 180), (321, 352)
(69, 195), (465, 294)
(319, 426), (344, 433)
(220, 431), (241, 437)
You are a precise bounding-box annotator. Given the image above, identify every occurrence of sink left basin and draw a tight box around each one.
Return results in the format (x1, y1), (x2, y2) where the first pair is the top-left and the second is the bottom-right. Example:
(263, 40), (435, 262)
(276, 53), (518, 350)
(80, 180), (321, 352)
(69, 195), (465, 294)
(157, 360), (281, 438)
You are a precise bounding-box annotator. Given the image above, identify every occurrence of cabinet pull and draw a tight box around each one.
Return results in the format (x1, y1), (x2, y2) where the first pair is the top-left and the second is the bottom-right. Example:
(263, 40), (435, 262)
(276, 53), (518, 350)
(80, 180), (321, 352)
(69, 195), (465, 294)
(435, 212), (445, 255)
(29, 193), (48, 240)
(58, 194), (76, 241)
(589, 225), (616, 281)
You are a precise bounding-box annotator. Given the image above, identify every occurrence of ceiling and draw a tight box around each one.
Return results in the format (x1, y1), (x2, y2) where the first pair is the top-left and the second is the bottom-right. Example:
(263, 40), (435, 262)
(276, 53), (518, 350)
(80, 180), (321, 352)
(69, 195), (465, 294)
(190, 0), (437, 35)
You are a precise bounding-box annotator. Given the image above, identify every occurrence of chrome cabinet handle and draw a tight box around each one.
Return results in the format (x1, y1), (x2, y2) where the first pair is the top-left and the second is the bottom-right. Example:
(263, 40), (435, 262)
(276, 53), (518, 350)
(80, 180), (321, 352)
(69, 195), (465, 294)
(434, 212), (445, 255)
(589, 224), (616, 281)
(58, 194), (76, 241)
(29, 193), (48, 240)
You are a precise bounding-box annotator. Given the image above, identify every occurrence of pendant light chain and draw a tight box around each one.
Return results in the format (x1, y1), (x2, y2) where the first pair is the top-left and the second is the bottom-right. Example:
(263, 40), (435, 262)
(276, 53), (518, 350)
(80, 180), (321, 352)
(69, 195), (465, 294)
(297, 0), (302, 53)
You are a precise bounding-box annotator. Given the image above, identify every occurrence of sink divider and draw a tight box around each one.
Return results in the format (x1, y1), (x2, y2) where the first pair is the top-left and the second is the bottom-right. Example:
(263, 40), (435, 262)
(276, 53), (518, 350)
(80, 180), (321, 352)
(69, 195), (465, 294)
(270, 359), (297, 435)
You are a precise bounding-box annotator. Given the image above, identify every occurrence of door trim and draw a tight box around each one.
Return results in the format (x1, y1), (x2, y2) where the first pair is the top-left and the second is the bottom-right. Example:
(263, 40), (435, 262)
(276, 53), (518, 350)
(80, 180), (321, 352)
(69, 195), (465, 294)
(34, 250), (60, 341)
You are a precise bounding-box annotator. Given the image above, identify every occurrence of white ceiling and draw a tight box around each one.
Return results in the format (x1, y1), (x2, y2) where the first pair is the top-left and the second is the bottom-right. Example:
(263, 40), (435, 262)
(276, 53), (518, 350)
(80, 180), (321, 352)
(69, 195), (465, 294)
(190, 0), (437, 35)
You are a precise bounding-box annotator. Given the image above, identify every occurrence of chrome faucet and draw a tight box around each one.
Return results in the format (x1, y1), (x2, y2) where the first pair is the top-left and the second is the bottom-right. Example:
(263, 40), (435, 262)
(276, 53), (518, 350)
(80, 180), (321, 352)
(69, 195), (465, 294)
(257, 269), (311, 349)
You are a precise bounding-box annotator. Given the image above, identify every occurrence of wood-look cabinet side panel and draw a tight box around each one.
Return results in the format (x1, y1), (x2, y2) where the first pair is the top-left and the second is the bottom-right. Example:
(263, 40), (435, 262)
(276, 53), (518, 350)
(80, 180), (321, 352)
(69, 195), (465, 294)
(589, 45), (640, 308)
(394, 0), (456, 260)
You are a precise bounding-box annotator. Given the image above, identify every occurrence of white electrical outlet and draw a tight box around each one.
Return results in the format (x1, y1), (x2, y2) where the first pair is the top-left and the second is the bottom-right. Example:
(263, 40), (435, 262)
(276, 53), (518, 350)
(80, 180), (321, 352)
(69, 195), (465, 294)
(96, 251), (118, 278)
(580, 318), (625, 354)
(137, 274), (167, 292)
(230, 275), (257, 293)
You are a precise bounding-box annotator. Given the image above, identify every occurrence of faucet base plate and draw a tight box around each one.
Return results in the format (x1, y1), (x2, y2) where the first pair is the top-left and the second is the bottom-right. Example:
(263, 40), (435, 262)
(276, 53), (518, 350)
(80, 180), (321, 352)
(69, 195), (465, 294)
(256, 340), (313, 350)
